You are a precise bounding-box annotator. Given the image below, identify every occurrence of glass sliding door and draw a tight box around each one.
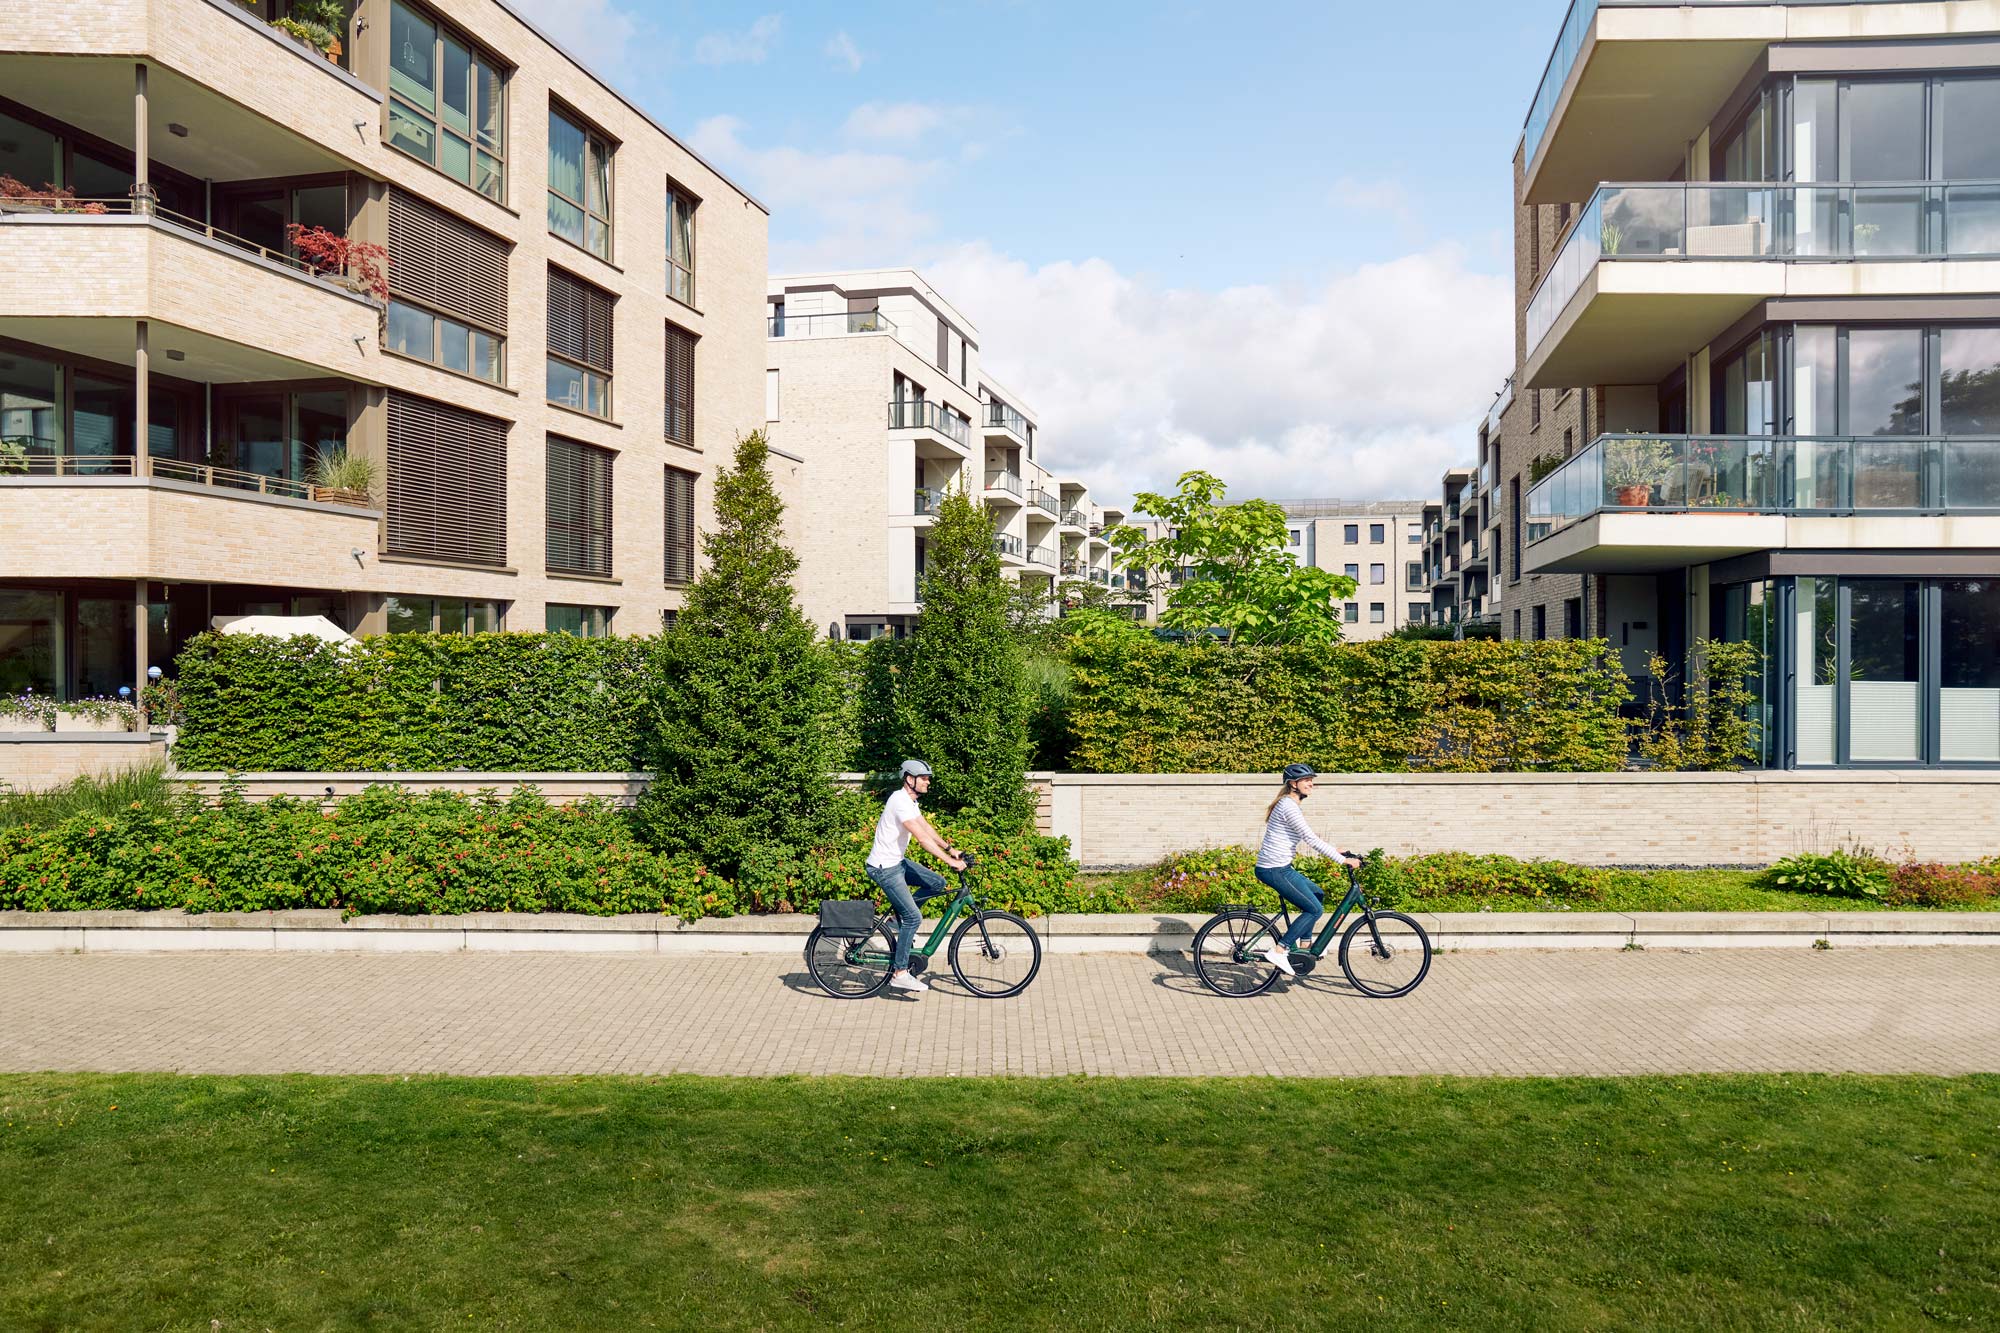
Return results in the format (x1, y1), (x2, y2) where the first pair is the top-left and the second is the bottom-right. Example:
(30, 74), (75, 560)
(71, 375), (133, 474)
(1844, 579), (1923, 763)
(226, 395), (287, 480)
(0, 589), (61, 696)
(0, 350), (62, 457)
(1845, 329), (1925, 509)
(1940, 579), (2000, 762)
(73, 597), (134, 699)
(1796, 576), (1838, 765)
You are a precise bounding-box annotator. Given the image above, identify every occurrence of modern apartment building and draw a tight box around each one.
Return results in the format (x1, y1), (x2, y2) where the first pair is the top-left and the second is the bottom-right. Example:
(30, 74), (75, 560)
(1492, 0), (2000, 768)
(1278, 500), (1430, 639)
(0, 0), (766, 700)
(764, 270), (1119, 640)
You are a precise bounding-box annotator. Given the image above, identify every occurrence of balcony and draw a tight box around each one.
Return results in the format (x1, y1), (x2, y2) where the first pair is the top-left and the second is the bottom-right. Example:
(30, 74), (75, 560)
(994, 534), (1025, 562)
(886, 400), (971, 457)
(1089, 570), (1110, 585)
(1526, 180), (2000, 387)
(984, 470), (1024, 507)
(1, 0), (383, 183)
(1059, 507), (1087, 531)
(1026, 486), (1059, 516)
(1027, 544), (1057, 568)
(0, 452), (383, 586)
(985, 400), (1032, 443)
(769, 309), (896, 338)
(0, 207), (381, 382)
(1525, 432), (2000, 572)
(1061, 559), (1085, 577)
(1517, 0), (1979, 204)
(913, 486), (944, 517)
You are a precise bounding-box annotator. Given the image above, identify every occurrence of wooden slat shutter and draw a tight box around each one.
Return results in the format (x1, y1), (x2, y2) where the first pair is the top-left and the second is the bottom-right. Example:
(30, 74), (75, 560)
(664, 321), (695, 446)
(548, 267), (614, 373)
(664, 465), (696, 584)
(546, 434), (614, 577)
(385, 392), (509, 566)
(386, 188), (509, 332)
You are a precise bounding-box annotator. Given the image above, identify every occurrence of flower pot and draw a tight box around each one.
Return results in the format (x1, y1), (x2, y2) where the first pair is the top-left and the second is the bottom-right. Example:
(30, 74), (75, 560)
(1615, 484), (1651, 507)
(313, 485), (372, 507)
(57, 710), (136, 734)
(327, 36), (343, 64)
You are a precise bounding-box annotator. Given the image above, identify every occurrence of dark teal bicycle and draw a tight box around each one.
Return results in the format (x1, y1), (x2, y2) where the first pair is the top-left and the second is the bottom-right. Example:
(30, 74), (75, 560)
(805, 855), (1042, 999)
(1191, 863), (1431, 999)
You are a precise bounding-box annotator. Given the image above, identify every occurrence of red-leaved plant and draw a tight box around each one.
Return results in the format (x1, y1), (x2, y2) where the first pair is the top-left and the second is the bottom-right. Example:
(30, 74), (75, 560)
(0, 175), (109, 214)
(285, 222), (388, 302)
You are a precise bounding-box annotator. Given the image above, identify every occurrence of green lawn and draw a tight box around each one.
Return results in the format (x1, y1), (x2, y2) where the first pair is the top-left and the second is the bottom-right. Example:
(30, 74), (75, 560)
(1, 1074), (1994, 1330)
(1084, 866), (1997, 914)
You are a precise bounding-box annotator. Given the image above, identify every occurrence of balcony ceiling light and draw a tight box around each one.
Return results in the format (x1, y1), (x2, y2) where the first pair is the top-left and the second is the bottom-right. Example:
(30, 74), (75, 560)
(165, 349), (186, 361)
(168, 123), (189, 138)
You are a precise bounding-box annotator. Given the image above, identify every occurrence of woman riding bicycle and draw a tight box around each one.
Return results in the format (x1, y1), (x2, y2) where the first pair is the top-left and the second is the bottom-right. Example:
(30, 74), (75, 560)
(1255, 763), (1362, 977)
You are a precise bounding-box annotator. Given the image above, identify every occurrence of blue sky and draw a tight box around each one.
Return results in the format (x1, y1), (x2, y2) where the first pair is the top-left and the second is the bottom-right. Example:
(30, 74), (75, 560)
(517, 0), (1566, 504)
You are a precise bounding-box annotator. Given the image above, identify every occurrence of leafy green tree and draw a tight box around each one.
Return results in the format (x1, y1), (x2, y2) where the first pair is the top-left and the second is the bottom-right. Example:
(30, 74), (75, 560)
(633, 431), (840, 875)
(873, 488), (1036, 828)
(1106, 471), (1359, 645)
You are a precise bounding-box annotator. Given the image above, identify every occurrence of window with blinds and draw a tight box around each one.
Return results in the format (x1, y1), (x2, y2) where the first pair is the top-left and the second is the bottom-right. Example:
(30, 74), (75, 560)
(385, 392), (509, 566)
(385, 192), (510, 383)
(664, 465), (696, 584)
(547, 434), (614, 577)
(664, 321), (695, 446)
(547, 265), (613, 417)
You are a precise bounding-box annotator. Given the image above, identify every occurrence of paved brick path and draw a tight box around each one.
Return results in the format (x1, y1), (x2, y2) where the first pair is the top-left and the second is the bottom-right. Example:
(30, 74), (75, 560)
(0, 947), (1995, 1077)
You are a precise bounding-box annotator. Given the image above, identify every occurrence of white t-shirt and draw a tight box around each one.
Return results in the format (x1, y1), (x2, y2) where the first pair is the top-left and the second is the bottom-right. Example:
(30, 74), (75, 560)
(868, 788), (923, 868)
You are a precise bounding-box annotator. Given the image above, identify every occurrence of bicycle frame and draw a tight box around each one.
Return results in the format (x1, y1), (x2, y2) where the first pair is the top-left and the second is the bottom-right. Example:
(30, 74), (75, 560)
(1271, 866), (1366, 958)
(843, 875), (976, 968)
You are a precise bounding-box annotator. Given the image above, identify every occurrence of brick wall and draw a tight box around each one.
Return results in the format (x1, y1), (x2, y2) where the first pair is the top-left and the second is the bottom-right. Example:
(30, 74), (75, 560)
(0, 737), (170, 791)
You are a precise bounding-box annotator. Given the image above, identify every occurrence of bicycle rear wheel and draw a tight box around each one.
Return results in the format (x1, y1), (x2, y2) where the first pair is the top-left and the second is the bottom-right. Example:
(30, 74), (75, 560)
(1338, 910), (1432, 998)
(949, 910), (1042, 997)
(1191, 910), (1283, 998)
(805, 923), (895, 999)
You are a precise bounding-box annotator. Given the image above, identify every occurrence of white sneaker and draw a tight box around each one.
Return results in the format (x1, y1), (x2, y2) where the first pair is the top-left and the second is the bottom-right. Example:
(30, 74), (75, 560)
(889, 971), (929, 993)
(1261, 945), (1296, 977)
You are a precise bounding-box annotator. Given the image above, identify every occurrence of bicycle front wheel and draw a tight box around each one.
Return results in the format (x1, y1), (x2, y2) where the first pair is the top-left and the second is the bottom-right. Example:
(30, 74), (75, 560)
(805, 924), (895, 999)
(949, 910), (1042, 997)
(1338, 910), (1432, 998)
(1191, 910), (1283, 998)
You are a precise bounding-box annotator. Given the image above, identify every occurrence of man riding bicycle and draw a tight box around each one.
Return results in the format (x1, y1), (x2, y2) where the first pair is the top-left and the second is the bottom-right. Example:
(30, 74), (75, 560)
(867, 759), (967, 996)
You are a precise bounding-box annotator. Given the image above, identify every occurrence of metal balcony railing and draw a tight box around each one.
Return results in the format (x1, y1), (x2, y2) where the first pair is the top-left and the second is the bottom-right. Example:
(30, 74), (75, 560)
(985, 470), (1023, 496)
(0, 449), (342, 504)
(1526, 179), (2000, 354)
(1027, 544), (1056, 567)
(886, 399), (970, 446)
(994, 534), (1024, 558)
(1526, 432), (2000, 543)
(985, 401), (1032, 437)
(768, 309), (895, 337)
(1027, 486), (1059, 514)
(1060, 507), (1086, 528)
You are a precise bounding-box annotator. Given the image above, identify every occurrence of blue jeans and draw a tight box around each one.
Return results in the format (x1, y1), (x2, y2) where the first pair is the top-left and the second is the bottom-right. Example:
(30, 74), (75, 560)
(867, 858), (950, 971)
(1255, 865), (1324, 950)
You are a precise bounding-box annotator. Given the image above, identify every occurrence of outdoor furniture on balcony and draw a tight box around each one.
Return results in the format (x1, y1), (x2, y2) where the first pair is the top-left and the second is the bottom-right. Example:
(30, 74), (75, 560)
(1060, 507), (1087, 528)
(994, 534), (1024, 558)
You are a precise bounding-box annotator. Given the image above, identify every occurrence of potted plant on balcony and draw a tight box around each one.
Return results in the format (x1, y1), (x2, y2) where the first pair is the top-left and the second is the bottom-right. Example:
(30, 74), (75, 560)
(285, 223), (388, 302)
(0, 175), (109, 216)
(309, 448), (376, 507)
(1602, 436), (1675, 507)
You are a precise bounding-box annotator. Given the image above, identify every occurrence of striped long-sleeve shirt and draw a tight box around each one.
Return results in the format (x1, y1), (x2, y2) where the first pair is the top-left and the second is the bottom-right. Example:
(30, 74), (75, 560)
(1256, 795), (1342, 869)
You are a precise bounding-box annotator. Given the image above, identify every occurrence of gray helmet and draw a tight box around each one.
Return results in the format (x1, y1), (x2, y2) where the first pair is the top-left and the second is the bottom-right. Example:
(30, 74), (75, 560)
(1282, 763), (1317, 783)
(899, 759), (933, 780)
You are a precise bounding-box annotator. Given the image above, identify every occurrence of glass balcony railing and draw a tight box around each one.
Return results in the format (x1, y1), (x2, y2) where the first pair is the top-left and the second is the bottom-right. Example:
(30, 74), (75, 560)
(986, 401), (1031, 437)
(1027, 486), (1059, 515)
(770, 309), (895, 338)
(1522, 1), (1914, 170)
(994, 534), (1024, 558)
(1526, 433), (2000, 543)
(985, 470), (1024, 497)
(1027, 544), (1057, 567)
(1060, 507), (1086, 528)
(886, 400), (970, 446)
(914, 486), (944, 515)
(1527, 180), (2000, 354)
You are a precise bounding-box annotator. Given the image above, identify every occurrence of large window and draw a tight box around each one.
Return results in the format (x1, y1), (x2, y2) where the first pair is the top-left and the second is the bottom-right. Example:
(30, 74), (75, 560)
(387, 301), (503, 383)
(547, 267), (614, 418)
(547, 604), (612, 637)
(1941, 579), (2000, 763)
(666, 184), (697, 306)
(0, 349), (61, 455)
(385, 391), (509, 567)
(664, 466), (696, 584)
(386, 0), (505, 200)
(0, 589), (60, 696)
(546, 434), (614, 577)
(1941, 328), (2000, 435)
(383, 596), (502, 633)
(548, 106), (612, 260)
(384, 189), (509, 384)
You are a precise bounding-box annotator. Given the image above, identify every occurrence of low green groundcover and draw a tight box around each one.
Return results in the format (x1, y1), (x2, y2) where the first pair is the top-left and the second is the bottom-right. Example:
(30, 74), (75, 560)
(0, 1074), (1992, 1328)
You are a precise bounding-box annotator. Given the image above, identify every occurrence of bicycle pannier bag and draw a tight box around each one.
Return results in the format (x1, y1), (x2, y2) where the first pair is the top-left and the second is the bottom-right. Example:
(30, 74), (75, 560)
(818, 899), (877, 938)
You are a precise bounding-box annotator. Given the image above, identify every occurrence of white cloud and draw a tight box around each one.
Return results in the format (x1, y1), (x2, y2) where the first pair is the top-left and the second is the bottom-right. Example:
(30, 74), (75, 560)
(824, 30), (865, 72)
(502, 0), (643, 76)
(694, 14), (782, 65)
(924, 244), (1512, 507)
(842, 101), (948, 142)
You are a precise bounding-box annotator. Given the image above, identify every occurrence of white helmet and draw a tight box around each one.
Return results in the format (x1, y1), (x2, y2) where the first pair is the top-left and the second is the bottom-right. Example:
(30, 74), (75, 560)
(899, 759), (933, 779)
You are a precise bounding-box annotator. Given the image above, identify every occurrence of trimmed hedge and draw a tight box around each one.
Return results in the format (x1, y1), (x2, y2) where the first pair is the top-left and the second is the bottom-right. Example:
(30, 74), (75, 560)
(1061, 637), (1633, 773)
(168, 633), (651, 772)
(1134, 845), (1620, 913)
(0, 786), (1098, 919)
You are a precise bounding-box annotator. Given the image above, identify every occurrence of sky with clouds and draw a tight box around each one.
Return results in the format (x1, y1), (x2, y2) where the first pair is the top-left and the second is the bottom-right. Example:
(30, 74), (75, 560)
(507, 0), (1568, 507)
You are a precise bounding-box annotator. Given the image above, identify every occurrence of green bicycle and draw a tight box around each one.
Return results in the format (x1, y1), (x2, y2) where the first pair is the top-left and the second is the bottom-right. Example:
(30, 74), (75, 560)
(1192, 863), (1432, 999)
(805, 855), (1043, 999)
